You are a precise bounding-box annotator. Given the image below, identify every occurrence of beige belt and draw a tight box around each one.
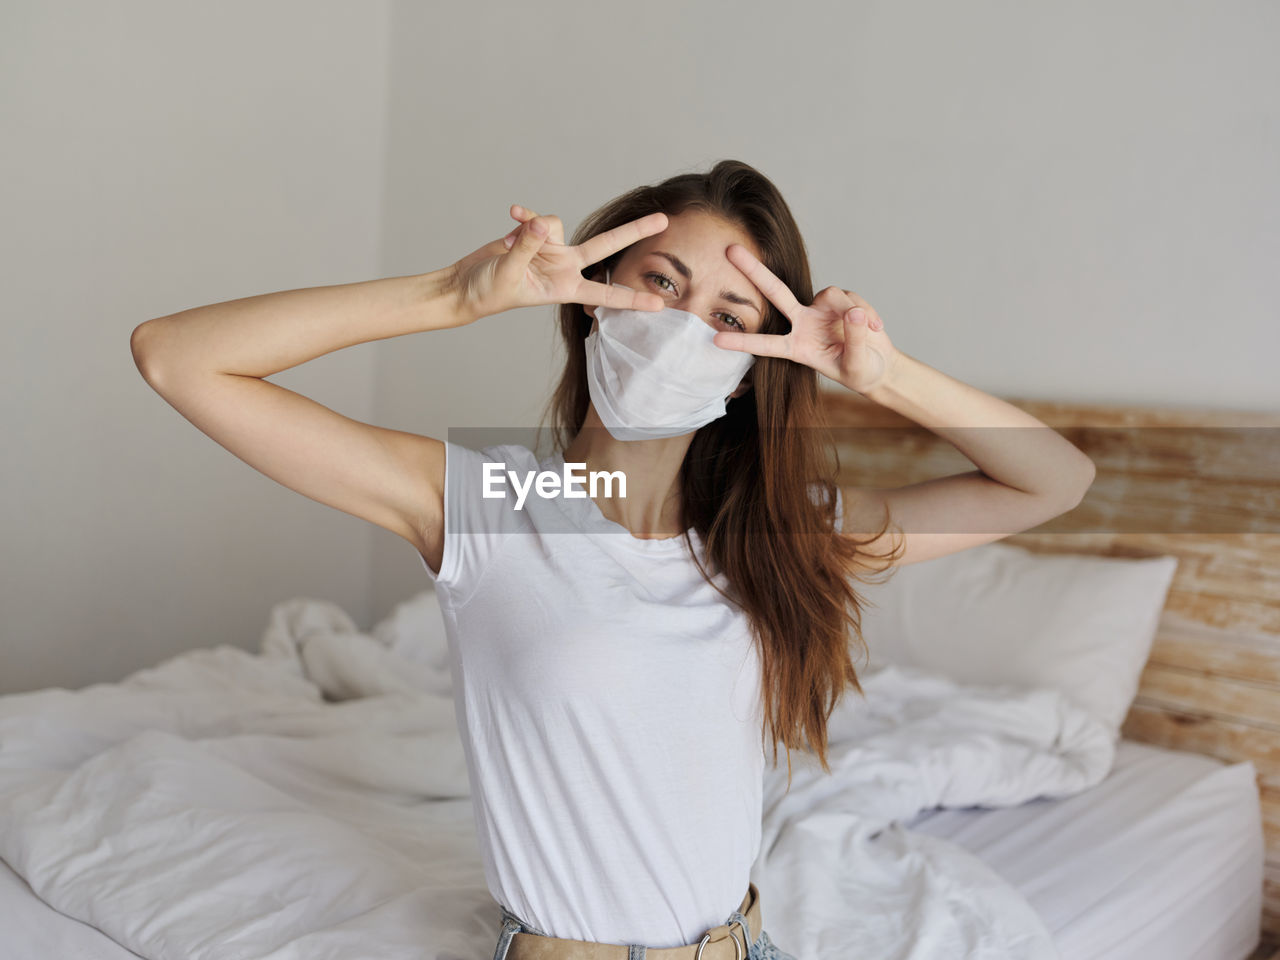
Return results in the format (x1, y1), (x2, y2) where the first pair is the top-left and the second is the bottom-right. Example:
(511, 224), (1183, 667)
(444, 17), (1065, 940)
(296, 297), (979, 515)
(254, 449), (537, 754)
(506, 882), (762, 960)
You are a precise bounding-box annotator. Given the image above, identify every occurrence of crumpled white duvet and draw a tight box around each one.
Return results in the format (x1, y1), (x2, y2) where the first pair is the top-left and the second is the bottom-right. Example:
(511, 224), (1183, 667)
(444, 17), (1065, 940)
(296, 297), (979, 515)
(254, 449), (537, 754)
(0, 594), (1116, 960)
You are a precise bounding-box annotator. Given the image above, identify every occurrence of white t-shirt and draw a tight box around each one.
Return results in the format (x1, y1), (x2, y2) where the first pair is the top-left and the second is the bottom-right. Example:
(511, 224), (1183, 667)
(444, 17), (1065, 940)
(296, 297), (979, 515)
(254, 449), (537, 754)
(418, 441), (840, 946)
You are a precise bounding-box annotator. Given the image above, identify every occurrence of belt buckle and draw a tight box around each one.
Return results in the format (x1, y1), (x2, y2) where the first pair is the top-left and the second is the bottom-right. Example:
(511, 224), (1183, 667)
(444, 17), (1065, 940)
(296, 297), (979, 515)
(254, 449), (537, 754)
(694, 926), (744, 960)
(729, 918), (750, 952)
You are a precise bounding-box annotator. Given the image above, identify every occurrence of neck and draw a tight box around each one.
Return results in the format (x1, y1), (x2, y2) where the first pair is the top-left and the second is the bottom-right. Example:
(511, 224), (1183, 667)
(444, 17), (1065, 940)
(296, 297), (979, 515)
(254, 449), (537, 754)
(561, 407), (694, 539)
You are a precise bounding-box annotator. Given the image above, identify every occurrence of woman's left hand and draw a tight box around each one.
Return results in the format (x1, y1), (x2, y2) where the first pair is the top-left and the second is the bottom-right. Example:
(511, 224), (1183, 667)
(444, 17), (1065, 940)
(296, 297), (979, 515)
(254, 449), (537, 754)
(716, 243), (900, 397)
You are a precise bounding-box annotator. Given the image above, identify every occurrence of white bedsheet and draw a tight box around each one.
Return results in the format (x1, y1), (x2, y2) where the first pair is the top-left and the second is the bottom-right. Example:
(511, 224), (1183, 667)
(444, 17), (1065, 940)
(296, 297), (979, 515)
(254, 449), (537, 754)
(905, 739), (1264, 960)
(0, 746), (1261, 960)
(0, 596), (1141, 959)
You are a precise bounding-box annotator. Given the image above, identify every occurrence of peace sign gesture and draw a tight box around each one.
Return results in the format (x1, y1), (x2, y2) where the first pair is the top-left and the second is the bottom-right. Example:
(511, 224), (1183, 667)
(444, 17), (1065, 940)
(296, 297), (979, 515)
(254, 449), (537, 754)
(450, 205), (667, 324)
(712, 243), (900, 397)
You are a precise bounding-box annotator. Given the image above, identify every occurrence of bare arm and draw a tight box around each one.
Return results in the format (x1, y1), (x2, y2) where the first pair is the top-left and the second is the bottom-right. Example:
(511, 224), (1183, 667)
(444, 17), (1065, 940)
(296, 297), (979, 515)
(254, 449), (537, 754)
(702, 245), (1096, 570)
(130, 206), (670, 575)
(130, 267), (468, 571)
(842, 350), (1096, 567)
(133, 268), (470, 378)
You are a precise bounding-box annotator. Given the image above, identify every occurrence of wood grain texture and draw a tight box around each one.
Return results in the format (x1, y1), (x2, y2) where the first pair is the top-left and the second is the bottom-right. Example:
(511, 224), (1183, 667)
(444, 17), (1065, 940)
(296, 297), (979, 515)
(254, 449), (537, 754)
(819, 388), (1280, 944)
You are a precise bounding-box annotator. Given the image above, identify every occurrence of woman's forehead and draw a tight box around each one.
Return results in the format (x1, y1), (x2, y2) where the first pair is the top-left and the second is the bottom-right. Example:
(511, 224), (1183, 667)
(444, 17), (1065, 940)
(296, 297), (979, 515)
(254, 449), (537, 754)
(624, 216), (762, 282)
(641, 210), (756, 252)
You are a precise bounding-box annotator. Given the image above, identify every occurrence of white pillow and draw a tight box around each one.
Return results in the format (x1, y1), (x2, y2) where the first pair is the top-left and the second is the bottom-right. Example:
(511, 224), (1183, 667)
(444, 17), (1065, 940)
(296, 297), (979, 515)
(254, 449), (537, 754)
(854, 542), (1179, 735)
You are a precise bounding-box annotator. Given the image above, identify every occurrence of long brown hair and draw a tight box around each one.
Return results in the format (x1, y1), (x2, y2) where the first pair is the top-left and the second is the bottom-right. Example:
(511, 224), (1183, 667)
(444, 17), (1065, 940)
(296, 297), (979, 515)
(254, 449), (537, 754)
(536, 160), (904, 788)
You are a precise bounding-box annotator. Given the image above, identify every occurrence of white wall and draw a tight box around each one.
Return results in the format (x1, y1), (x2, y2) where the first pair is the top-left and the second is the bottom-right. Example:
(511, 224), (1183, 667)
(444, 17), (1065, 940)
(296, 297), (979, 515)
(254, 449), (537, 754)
(4, 1), (1276, 693)
(367, 0), (1280, 617)
(0, 1), (391, 694)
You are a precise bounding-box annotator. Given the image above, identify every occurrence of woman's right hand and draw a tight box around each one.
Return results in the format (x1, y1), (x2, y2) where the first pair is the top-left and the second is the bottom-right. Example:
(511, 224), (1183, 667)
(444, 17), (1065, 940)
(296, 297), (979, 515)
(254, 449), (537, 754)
(450, 205), (669, 323)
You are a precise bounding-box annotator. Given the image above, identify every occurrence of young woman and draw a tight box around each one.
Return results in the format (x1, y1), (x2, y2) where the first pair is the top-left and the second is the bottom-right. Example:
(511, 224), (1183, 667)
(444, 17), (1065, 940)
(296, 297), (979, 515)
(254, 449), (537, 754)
(131, 160), (1095, 960)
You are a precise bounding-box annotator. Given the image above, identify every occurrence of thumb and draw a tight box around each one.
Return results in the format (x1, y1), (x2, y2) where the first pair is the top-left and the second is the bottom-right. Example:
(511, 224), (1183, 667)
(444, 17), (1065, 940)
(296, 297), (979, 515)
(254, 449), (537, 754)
(842, 307), (867, 358)
(502, 216), (549, 269)
(504, 215), (546, 249)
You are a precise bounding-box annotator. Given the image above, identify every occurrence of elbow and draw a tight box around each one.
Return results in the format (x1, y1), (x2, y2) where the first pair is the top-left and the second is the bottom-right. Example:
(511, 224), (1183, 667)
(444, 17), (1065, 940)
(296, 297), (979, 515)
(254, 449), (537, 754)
(130, 321), (152, 378)
(130, 320), (166, 387)
(131, 317), (176, 389)
(129, 320), (148, 361)
(1062, 458), (1097, 510)
(1078, 456), (1097, 495)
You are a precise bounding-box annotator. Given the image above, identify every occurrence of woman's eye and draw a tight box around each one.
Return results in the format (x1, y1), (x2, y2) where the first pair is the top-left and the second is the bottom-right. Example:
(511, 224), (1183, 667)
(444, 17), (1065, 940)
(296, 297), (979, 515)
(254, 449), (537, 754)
(646, 272), (745, 331)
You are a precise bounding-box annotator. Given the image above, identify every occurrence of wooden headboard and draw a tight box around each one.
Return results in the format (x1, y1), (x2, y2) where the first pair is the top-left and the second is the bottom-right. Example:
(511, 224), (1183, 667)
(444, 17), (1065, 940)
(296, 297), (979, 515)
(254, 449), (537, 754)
(817, 389), (1280, 948)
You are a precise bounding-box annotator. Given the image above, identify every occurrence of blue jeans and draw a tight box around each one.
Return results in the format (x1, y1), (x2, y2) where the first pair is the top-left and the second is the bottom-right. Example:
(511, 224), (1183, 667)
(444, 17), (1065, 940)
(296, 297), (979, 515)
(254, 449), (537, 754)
(492, 901), (798, 960)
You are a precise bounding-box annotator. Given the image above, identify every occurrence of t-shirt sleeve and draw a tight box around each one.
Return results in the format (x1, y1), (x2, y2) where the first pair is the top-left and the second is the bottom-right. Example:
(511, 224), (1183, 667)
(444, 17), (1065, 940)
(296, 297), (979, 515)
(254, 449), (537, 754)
(418, 441), (528, 604)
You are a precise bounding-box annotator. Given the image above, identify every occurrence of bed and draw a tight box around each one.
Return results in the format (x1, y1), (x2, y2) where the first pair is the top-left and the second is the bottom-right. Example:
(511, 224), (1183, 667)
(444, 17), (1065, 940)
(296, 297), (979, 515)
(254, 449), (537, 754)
(0, 393), (1275, 960)
(907, 739), (1261, 958)
(821, 390), (1280, 959)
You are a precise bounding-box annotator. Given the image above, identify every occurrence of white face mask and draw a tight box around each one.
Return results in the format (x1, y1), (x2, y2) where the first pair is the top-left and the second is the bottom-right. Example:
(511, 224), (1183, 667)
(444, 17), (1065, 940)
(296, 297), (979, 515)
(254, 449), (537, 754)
(584, 268), (756, 441)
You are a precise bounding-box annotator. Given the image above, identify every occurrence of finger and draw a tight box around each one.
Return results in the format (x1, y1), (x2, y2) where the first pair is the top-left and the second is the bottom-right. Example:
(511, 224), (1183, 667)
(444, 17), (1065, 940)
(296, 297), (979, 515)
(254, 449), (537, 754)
(508, 206), (565, 245)
(577, 280), (664, 312)
(848, 301), (882, 331)
(503, 216), (551, 269)
(575, 212), (669, 268)
(725, 244), (805, 322)
(503, 204), (542, 248)
(502, 205), (535, 247)
(711, 329), (791, 360)
(511, 204), (540, 224)
(841, 308), (868, 372)
(841, 289), (882, 329)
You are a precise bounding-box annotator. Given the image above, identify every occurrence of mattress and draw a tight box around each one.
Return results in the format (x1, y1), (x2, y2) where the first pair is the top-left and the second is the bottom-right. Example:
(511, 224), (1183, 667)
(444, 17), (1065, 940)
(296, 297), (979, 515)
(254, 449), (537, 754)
(904, 738), (1264, 960)
(0, 741), (1263, 960)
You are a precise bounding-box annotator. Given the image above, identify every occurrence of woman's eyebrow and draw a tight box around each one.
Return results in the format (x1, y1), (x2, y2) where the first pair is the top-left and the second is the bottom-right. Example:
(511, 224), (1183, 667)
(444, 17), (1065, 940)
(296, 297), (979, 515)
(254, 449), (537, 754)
(650, 251), (763, 316)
